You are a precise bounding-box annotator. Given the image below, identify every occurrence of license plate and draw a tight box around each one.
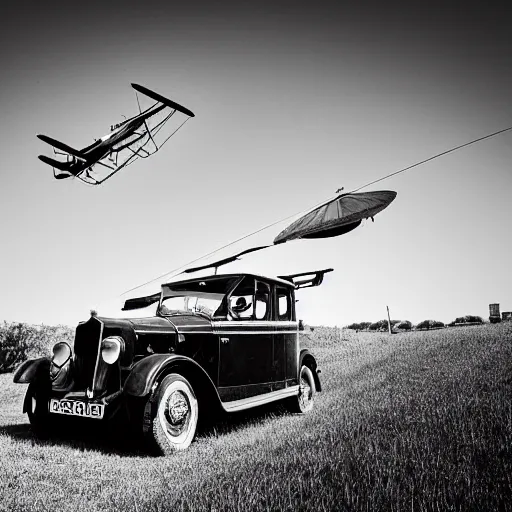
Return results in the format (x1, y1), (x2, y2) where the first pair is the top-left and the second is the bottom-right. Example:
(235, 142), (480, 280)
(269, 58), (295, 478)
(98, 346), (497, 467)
(49, 398), (104, 419)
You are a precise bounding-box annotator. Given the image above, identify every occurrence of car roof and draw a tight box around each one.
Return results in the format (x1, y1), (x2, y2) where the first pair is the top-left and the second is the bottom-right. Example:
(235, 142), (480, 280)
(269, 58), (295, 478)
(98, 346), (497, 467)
(162, 272), (295, 289)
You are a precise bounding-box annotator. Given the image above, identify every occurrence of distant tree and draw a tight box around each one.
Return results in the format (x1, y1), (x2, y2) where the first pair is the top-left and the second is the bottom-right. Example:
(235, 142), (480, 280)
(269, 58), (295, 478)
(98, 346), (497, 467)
(346, 321), (372, 331)
(464, 315), (483, 324)
(369, 319), (389, 331)
(394, 320), (412, 331)
(451, 315), (484, 325)
(415, 319), (445, 330)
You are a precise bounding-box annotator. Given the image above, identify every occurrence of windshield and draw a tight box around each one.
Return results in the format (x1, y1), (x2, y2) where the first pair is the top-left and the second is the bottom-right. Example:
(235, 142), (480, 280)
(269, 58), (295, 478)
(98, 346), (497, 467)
(159, 276), (238, 319)
(160, 295), (222, 318)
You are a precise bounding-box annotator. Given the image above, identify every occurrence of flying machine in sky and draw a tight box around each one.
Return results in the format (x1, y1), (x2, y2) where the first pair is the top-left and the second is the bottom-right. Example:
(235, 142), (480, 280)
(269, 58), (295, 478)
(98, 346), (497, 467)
(273, 190), (397, 244)
(37, 84), (195, 185)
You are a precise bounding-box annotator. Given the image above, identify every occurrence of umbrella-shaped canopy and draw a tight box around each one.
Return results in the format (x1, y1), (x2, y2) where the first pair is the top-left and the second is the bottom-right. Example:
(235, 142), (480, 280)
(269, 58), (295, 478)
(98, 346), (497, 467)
(273, 190), (397, 244)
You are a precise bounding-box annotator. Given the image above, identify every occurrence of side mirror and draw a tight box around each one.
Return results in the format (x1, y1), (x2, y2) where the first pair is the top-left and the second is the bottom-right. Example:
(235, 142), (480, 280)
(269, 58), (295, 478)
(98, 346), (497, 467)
(298, 319), (305, 331)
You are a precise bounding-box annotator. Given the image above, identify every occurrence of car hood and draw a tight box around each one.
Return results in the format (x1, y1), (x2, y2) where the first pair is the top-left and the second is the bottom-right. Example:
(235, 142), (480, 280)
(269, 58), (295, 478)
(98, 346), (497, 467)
(127, 315), (212, 334)
(90, 314), (213, 335)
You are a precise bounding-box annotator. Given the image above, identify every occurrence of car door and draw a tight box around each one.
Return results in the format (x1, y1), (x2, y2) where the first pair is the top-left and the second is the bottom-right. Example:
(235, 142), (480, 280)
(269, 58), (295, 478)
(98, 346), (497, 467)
(216, 277), (274, 401)
(272, 284), (298, 390)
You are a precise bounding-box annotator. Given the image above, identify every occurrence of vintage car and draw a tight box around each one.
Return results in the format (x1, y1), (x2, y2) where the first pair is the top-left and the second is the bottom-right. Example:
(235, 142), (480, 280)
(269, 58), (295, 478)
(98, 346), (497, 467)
(13, 268), (331, 454)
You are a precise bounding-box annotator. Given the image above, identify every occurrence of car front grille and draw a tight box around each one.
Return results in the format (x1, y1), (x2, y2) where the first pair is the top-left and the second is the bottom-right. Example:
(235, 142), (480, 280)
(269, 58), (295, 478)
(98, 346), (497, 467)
(73, 316), (103, 392)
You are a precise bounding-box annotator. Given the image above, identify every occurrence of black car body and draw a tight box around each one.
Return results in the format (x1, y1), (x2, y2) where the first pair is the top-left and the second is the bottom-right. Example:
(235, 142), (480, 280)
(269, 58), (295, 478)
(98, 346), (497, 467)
(14, 270), (329, 453)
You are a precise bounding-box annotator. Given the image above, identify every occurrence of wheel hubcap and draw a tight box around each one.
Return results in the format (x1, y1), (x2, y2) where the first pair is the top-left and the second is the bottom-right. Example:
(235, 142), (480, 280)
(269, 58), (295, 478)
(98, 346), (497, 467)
(164, 390), (190, 436)
(299, 376), (312, 410)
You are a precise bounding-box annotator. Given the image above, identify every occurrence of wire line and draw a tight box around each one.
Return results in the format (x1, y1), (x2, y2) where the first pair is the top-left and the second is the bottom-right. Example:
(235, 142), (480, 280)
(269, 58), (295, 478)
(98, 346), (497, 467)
(349, 125), (512, 193)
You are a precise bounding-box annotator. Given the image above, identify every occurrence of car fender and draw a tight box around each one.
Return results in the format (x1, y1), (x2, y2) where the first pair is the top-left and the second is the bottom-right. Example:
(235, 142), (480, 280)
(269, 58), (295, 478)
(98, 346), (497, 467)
(13, 357), (51, 384)
(123, 353), (220, 401)
(299, 349), (322, 392)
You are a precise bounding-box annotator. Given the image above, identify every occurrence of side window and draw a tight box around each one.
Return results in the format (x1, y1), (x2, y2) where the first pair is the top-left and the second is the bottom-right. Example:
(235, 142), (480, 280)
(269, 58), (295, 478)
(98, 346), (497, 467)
(276, 286), (292, 321)
(229, 277), (254, 320)
(255, 281), (270, 320)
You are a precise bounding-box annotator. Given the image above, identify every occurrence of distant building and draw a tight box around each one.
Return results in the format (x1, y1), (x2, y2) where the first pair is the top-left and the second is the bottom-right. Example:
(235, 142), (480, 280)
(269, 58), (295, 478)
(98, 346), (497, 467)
(489, 303), (501, 323)
(502, 312), (512, 321)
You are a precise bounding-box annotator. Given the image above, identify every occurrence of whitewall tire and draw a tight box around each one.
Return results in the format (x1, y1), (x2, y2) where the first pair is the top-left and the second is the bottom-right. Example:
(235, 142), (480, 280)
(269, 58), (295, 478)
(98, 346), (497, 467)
(144, 374), (199, 454)
(287, 365), (316, 414)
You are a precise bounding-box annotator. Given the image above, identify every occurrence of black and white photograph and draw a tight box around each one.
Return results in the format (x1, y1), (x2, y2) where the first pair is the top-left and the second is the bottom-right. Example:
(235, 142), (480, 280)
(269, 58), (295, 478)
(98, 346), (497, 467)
(0, 1), (511, 510)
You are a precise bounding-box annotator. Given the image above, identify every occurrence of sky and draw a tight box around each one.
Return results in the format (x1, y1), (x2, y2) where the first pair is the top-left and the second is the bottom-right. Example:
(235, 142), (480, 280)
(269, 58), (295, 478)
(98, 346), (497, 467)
(1, 0), (511, 328)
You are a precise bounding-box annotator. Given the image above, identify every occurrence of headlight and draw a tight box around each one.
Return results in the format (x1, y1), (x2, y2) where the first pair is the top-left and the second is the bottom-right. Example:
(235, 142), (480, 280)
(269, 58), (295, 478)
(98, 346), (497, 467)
(101, 336), (124, 365)
(50, 342), (72, 382)
(52, 341), (72, 368)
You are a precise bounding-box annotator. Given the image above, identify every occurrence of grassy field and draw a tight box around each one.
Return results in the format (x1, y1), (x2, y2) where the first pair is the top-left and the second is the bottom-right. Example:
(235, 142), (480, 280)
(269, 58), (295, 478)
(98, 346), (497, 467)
(0, 324), (511, 511)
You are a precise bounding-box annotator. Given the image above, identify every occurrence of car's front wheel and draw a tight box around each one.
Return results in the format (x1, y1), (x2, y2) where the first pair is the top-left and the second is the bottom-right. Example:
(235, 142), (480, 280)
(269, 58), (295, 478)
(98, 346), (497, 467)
(287, 365), (316, 414)
(26, 382), (52, 437)
(144, 374), (199, 454)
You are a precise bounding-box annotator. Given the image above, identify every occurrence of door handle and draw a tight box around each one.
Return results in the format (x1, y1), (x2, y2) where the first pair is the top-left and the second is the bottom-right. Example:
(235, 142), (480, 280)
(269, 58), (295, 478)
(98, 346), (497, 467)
(221, 337), (230, 344)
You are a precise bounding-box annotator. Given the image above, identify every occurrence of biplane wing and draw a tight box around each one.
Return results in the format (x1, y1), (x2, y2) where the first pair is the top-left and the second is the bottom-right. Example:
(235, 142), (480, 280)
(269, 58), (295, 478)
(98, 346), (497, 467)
(37, 84), (195, 185)
(38, 155), (76, 179)
(37, 134), (88, 160)
(131, 83), (195, 118)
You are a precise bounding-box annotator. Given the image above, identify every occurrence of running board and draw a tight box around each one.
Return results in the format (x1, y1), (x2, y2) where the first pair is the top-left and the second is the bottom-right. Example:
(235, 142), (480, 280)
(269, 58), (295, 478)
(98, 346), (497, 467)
(221, 385), (299, 413)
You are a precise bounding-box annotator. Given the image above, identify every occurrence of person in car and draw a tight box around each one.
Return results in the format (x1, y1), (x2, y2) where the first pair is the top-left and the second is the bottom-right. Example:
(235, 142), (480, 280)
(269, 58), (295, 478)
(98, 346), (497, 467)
(230, 297), (252, 319)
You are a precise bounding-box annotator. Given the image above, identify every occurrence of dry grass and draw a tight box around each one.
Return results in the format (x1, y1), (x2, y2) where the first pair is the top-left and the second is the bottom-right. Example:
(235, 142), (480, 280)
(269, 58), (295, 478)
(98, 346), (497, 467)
(0, 323), (511, 511)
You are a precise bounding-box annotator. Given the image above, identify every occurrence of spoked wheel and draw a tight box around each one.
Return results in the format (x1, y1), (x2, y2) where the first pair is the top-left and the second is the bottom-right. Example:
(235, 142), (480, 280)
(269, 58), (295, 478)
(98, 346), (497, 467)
(144, 374), (199, 454)
(287, 365), (316, 414)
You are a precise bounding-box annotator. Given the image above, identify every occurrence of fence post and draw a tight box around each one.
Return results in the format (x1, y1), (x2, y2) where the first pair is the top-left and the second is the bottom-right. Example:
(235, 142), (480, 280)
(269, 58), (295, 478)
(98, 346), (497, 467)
(387, 306), (392, 334)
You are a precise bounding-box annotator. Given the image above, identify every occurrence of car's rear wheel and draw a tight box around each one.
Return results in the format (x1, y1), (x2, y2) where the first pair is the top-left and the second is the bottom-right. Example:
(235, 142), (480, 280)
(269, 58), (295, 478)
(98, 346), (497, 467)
(287, 365), (316, 413)
(144, 374), (199, 454)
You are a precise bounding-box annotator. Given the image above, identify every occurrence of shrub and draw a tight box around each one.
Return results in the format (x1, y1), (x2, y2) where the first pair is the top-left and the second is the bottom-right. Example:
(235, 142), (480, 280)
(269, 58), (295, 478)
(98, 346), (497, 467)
(0, 323), (38, 373)
(0, 322), (74, 373)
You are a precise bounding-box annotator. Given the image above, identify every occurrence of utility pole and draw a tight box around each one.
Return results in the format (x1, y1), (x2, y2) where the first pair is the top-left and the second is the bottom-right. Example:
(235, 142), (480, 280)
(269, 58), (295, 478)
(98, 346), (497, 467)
(386, 305), (392, 334)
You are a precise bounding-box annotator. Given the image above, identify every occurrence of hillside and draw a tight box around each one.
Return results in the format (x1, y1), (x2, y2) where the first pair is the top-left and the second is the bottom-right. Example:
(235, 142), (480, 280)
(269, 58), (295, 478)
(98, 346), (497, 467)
(0, 324), (510, 511)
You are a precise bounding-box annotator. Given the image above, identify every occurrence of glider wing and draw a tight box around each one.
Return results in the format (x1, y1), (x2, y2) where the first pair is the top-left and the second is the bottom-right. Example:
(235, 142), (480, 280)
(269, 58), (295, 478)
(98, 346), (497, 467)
(182, 246), (271, 274)
(278, 268), (334, 289)
(274, 190), (397, 244)
(122, 292), (161, 311)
